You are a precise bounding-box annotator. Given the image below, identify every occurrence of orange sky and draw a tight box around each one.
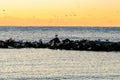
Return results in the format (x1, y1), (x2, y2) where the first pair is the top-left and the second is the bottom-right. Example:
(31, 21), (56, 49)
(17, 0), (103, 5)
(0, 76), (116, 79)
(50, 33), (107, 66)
(0, 0), (120, 26)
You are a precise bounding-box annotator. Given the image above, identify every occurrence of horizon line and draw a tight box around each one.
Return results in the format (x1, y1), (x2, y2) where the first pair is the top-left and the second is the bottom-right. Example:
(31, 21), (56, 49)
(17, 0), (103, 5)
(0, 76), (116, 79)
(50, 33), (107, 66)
(0, 25), (120, 28)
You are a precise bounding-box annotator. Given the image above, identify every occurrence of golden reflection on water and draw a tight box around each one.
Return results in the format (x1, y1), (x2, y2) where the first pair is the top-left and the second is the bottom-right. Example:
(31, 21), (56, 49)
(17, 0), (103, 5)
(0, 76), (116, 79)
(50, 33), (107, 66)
(0, 49), (120, 79)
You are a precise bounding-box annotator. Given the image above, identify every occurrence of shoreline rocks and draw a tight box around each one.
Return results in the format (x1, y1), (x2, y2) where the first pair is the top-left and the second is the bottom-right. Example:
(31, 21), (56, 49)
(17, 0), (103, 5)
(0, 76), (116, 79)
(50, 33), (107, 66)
(0, 38), (120, 51)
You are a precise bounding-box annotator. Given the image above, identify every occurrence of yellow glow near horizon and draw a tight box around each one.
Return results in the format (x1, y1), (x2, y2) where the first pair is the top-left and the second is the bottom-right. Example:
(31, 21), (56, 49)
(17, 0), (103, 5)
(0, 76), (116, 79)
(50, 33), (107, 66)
(0, 0), (120, 26)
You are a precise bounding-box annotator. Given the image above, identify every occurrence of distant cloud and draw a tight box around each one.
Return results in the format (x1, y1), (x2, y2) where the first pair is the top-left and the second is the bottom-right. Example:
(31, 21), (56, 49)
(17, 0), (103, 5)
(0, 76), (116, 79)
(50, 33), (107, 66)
(2, 9), (5, 12)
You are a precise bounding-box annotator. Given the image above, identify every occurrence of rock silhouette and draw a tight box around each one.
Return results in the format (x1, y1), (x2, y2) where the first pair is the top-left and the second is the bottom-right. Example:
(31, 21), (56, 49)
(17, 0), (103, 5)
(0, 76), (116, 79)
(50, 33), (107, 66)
(0, 38), (120, 51)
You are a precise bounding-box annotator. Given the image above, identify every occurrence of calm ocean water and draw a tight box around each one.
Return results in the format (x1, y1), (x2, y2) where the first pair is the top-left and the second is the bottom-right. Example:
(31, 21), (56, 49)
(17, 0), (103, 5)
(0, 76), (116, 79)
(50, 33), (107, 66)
(0, 26), (120, 80)
(0, 26), (120, 42)
(0, 49), (120, 80)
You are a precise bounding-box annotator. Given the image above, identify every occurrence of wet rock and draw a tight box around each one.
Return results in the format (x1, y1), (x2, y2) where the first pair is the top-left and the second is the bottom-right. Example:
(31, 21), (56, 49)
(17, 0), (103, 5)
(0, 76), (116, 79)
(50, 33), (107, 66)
(1, 38), (120, 52)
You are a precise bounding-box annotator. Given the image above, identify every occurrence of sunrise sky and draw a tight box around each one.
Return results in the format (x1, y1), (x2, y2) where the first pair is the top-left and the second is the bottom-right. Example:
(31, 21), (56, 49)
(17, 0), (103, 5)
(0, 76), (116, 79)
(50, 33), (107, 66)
(0, 0), (120, 26)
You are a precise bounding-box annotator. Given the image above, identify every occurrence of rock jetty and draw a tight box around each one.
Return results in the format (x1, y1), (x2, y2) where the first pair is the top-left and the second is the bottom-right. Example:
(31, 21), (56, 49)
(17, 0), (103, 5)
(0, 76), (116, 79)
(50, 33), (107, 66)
(0, 37), (120, 52)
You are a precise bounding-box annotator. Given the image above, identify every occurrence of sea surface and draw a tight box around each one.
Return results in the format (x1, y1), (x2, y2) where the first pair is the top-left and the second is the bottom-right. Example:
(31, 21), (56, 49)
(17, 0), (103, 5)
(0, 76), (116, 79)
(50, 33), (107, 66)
(0, 26), (120, 42)
(0, 26), (120, 80)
